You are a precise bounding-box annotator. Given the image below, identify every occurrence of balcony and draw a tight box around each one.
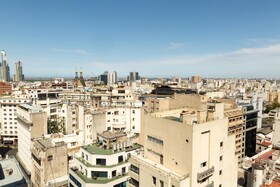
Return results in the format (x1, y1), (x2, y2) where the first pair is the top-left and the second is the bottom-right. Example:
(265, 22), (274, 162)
(128, 170), (139, 181)
(197, 166), (215, 182)
(112, 121), (126, 128)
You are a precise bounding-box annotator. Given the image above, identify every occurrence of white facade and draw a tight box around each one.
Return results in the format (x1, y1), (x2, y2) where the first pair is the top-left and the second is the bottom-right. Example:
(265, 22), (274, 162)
(108, 71), (117, 86)
(0, 97), (30, 144)
(105, 107), (141, 134)
(17, 104), (47, 174)
(69, 143), (141, 187)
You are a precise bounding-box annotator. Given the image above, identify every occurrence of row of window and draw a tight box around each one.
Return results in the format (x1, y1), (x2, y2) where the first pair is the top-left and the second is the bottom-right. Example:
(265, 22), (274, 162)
(147, 135), (163, 146)
(3, 118), (17, 120)
(3, 122), (17, 124)
(2, 131), (17, 134)
(3, 109), (16, 111)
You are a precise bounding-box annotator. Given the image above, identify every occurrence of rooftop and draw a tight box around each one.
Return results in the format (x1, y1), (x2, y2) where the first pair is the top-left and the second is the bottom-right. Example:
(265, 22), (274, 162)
(18, 103), (43, 113)
(257, 128), (274, 135)
(83, 143), (142, 155)
(34, 138), (55, 149)
(0, 157), (27, 187)
(98, 131), (126, 140)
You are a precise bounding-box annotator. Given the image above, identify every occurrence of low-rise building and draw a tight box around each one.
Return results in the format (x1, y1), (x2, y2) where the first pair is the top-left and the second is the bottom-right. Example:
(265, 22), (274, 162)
(69, 132), (141, 187)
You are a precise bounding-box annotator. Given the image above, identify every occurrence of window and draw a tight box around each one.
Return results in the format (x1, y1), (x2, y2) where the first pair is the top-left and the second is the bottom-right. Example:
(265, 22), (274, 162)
(160, 180), (164, 187)
(130, 164), (139, 174)
(91, 171), (108, 178)
(219, 170), (222, 175)
(47, 155), (53, 161)
(112, 170), (116, 177)
(132, 110), (135, 114)
(70, 174), (82, 187)
(118, 155), (124, 163)
(200, 162), (207, 168)
(219, 185), (222, 187)
(96, 158), (106, 166)
(220, 142), (223, 147)
(152, 176), (156, 186)
(50, 108), (56, 113)
(147, 135), (163, 146)
(86, 154), (88, 161)
(122, 167), (126, 174)
(220, 156), (223, 161)
(82, 152), (84, 159)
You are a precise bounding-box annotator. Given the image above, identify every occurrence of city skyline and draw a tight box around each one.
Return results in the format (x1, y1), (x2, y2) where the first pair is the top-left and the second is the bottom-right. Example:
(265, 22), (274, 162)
(1, 1), (280, 78)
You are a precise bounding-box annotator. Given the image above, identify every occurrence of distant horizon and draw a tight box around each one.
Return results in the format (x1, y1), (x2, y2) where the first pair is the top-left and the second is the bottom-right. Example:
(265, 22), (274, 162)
(1, 1), (280, 78)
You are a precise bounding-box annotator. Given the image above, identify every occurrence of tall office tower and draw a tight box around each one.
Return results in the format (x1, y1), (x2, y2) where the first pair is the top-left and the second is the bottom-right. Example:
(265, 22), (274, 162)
(107, 71), (118, 85)
(99, 71), (108, 85)
(14, 61), (24, 81)
(1, 50), (11, 82)
(128, 71), (140, 82)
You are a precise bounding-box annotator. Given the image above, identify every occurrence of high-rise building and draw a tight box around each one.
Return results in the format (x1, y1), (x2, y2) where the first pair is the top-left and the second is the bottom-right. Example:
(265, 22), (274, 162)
(107, 71), (117, 85)
(14, 61), (24, 81)
(99, 71), (108, 85)
(0, 50), (11, 82)
(128, 71), (140, 82)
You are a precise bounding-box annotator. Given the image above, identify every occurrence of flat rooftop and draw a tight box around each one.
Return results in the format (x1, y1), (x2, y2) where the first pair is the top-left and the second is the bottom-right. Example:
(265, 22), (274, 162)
(34, 138), (55, 149)
(83, 143), (141, 155)
(18, 103), (43, 113)
(98, 131), (126, 140)
(0, 157), (27, 186)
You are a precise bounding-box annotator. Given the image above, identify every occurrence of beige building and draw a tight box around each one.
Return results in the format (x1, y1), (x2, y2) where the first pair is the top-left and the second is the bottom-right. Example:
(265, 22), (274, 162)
(266, 91), (280, 103)
(144, 94), (207, 113)
(17, 103), (47, 175)
(31, 137), (68, 187)
(224, 109), (244, 167)
(128, 100), (237, 187)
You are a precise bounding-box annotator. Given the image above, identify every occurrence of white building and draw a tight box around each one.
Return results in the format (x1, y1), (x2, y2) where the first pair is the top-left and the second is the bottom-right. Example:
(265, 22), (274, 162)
(105, 107), (141, 134)
(69, 132), (141, 187)
(0, 97), (30, 144)
(108, 71), (117, 86)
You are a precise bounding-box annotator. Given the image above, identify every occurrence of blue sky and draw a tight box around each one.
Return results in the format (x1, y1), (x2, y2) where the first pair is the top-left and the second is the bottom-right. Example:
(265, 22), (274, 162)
(1, 1), (280, 78)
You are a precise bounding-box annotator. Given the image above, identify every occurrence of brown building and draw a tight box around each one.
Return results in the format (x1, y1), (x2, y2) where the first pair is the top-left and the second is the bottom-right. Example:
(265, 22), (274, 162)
(191, 75), (202, 83)
(31, 137), (68, 187)
(0, 82), (12, 95)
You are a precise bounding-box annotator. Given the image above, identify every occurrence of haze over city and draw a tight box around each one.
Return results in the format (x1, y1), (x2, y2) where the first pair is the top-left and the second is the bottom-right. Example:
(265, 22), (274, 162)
(1, 1), (280, 78)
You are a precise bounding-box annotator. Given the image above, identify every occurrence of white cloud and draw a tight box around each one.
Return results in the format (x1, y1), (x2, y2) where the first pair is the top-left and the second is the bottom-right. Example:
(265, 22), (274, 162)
(124, 43), (280, 77)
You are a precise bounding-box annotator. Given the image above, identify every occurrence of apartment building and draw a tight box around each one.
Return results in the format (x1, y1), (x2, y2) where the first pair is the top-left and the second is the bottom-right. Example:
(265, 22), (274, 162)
(128, 101), (237, 187)
(31, 137), (68, 187)
(17, 103), (47, 175)
(105, 107), (142, 134)
(69, 131), (141, 187)
(224, 108), (244, 167)
(0, 97), (30, 144)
